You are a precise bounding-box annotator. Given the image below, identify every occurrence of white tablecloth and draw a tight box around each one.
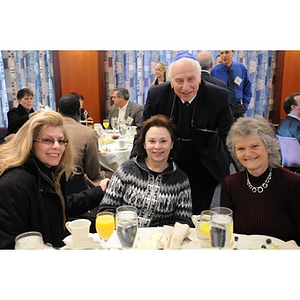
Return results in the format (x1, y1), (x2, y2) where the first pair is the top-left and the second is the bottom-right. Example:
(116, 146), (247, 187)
(62, 227), (300, 250)
(98, 132), (134, 172)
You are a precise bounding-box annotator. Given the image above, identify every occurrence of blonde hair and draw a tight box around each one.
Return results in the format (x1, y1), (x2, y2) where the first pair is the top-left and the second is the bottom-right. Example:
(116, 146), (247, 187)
(0, 111), (75, 179)
(151, 61), (168, 86)
(226, 116), (281, 171)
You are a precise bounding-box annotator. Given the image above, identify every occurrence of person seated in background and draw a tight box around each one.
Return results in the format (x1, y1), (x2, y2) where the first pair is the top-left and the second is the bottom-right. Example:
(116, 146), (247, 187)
(70, 91), (89, 122)
(109, 87), (143, 126)
(58, 94), (112, 190)
(150, 61), (168, 87)
(0, 111), (109, 249)
(221, 116), (300, 245)
(98, 114), (193, 227)
(6, 88), (40, 135)
(196, 51), (227, 89)
(277, 92), (300, 143)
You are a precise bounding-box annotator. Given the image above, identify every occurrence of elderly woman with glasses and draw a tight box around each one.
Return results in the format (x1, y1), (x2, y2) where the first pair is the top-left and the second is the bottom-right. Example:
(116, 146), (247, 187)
(0, 111), (109, 249)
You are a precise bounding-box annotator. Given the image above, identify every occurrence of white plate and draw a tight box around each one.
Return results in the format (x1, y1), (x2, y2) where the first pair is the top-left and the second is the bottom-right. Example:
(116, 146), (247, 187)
(235, 234), (299, 250)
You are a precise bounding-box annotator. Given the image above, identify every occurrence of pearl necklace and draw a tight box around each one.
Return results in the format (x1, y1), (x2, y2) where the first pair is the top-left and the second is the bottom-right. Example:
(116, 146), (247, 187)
(246, 168), (272, 193)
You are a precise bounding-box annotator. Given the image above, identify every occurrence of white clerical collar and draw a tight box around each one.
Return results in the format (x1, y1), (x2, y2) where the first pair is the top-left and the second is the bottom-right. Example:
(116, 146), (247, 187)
(180, 94), (196, 105)
(288, 114), (300, 121)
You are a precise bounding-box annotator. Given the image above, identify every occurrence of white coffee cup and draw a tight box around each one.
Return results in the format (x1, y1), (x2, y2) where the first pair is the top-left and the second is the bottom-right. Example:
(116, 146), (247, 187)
(117, 139), (126, 149)
(65, 219), (91, 241)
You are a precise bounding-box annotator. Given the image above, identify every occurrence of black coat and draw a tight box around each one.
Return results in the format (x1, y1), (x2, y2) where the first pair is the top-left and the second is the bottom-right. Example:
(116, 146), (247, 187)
(7, 104), (34, 135)
(142, 80), (234, 182)
(201, 70), (227, 89)
(0, 156), (104, 249)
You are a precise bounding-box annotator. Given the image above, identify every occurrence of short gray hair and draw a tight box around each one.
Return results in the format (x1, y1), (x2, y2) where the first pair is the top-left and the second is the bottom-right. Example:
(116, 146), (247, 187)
(196, 51), (213, 71)
(226, 116), (281, 171)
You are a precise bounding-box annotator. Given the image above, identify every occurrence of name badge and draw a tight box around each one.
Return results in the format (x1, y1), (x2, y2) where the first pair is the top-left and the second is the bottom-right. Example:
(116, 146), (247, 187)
(234, 76), (242, 86)
(126, 116), (133, 125)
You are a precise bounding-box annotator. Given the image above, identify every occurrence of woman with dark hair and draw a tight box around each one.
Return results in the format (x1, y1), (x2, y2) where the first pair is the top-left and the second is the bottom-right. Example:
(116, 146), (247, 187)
(221, 116), (300, 245)
(98, 114), (193, 227)
(70, 92), (89, 121)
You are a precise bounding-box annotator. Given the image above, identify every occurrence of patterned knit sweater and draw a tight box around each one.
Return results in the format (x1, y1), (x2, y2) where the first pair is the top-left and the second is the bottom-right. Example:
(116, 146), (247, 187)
(221, 167), (300, 245)
(98, 156), (193, 227)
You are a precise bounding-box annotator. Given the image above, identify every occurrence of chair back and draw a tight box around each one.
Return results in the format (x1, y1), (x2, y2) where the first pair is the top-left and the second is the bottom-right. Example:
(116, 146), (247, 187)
(276, 135), (300, 168)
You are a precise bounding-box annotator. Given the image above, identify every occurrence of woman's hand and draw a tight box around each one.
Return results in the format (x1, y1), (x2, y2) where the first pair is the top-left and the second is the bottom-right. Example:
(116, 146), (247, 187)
(99, 178), (110, 191)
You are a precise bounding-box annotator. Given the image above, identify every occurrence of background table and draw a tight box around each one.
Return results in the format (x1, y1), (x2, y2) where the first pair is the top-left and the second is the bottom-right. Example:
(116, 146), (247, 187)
(98, 134), (134, 172)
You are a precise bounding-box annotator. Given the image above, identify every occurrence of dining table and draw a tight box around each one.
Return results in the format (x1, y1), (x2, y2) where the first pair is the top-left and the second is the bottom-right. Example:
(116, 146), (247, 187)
(98, 130), (134, 173)
(61, 227), (300, 250)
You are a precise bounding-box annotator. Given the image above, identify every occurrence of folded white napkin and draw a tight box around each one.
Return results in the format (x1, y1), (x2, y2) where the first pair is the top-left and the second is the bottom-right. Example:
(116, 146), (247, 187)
(160, 222), (190, 250)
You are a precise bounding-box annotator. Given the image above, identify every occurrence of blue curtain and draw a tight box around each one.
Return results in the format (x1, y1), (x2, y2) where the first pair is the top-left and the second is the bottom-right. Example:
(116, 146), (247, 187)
(0, 50), (56, 127)
(104, 50), (276, 120)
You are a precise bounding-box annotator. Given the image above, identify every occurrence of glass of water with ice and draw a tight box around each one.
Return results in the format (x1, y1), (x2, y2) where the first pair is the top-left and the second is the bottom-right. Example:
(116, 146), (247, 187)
(116, 205), (138, 249)
(210, 207), (233, 249)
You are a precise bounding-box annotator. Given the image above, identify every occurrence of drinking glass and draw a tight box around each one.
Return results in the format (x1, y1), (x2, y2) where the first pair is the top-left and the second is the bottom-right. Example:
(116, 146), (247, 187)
(103, 119), (109, 133)
(111, 117), (118, 134)
(95, 212), (115, 249)
(118, 120), (127, 138)
(94, 123), (102, 137)
(210, 207), (233, 249)
(116, 205), (138, 249)
(15, 231), (45, 250)
(198, 210), (215, 248)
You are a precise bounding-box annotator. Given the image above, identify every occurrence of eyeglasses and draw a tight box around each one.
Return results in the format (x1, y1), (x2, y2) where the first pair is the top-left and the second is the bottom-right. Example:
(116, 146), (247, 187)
(33, 137), (69, 146)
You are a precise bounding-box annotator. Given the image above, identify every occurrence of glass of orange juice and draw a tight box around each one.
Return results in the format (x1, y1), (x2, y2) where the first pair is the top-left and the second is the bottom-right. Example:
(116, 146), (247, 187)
(103, 119), (109, 134)
(199, 210), (215, 248)
(96, 212), (115, 249)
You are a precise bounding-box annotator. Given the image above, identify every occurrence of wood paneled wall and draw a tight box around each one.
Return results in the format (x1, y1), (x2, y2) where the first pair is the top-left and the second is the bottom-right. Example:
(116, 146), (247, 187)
(273, 51), (300, 123)
(52, 51), (106, 123)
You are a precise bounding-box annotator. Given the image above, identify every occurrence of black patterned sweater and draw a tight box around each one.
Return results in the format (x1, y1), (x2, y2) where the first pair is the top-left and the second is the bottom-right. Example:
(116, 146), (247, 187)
(98, 156), (193, 227)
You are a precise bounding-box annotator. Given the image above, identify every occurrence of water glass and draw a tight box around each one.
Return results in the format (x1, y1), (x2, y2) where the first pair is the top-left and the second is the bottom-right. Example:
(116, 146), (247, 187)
(116, 205), (138, 249)
(15, 231), (45, 250)
(210, 207), (233, 249)
(111, 117), (118, 134)
(118, 120), (127, 137)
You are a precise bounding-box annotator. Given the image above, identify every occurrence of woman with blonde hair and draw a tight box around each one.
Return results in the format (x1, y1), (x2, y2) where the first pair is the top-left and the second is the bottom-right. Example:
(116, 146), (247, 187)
(151, 61), (168, 87)
(0, 111), (108, 249)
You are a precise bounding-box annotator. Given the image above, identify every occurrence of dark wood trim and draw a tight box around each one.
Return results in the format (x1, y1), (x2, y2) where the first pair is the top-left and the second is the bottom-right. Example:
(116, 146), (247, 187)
(97, 51), (106, 122)
(272, 51), (285, 124)
(52, 51), (62, 109)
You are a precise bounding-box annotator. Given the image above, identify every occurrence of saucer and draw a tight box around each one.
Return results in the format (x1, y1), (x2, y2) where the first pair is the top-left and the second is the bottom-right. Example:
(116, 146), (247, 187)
(63, 234), (101, 249)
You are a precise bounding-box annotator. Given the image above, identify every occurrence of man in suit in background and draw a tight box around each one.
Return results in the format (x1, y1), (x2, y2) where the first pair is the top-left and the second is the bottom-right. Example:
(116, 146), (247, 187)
(196, 51), (227, 89)
(139, 52), (234, 214)
(277, 92), (300, 143)
(59, 94), (111, 193)
(109, 88), (143, 126)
